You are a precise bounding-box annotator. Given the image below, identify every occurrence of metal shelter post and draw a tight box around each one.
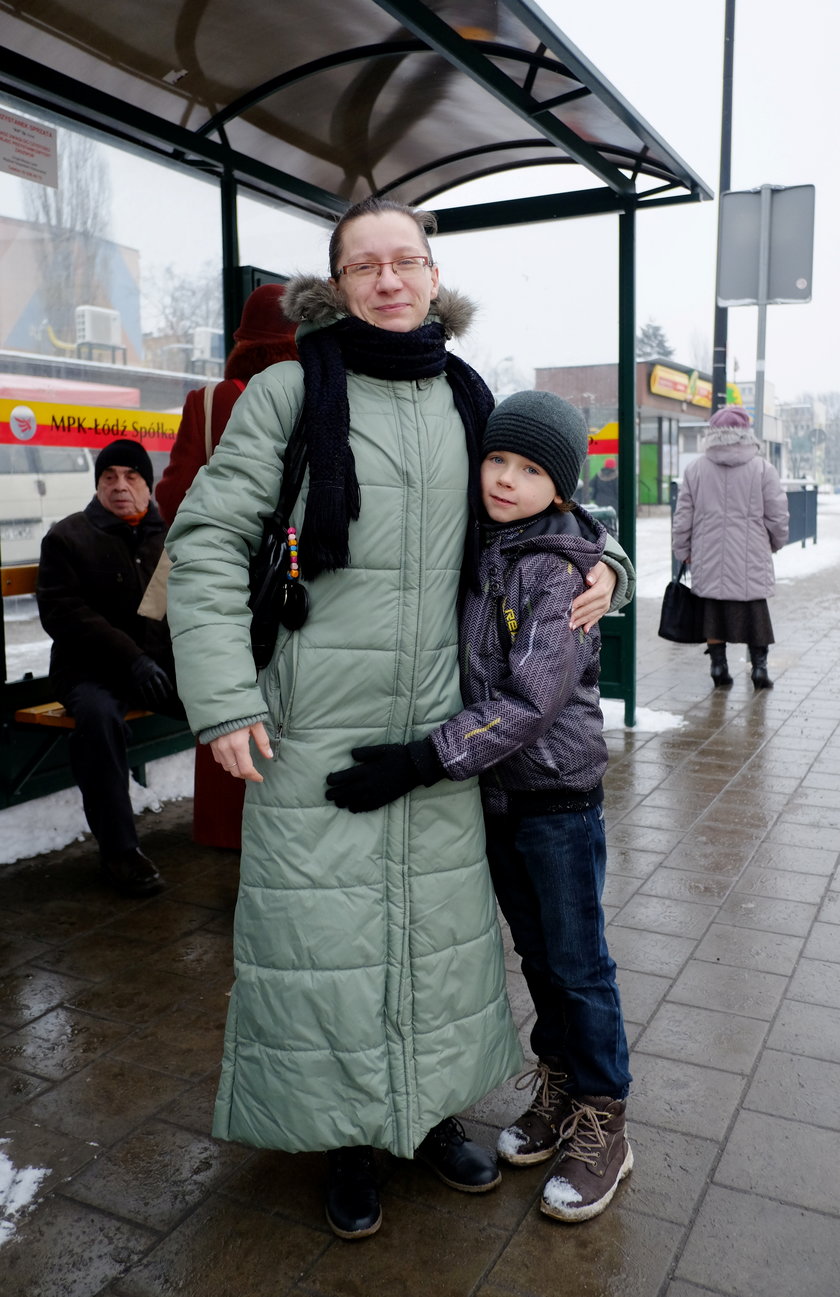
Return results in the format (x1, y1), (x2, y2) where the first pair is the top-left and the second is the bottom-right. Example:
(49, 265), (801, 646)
(618, 205), (637, 727)
(220, 168), (240, 355)
(712, 0), (736, 413)
(597, 203), (637, 727)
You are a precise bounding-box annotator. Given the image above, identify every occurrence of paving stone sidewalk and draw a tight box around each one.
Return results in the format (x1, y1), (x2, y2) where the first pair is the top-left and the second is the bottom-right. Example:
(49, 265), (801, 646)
(1, 510), (839, 1297)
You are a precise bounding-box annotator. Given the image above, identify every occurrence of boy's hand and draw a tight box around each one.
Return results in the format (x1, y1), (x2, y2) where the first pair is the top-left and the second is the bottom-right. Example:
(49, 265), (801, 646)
(326, 744), (423, 812)
(570, 561), (617, 632)
(326, 739), (444, 813)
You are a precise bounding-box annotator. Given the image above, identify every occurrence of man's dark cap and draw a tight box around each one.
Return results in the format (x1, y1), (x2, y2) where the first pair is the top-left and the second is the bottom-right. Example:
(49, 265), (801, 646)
(94, 439), (154, 491)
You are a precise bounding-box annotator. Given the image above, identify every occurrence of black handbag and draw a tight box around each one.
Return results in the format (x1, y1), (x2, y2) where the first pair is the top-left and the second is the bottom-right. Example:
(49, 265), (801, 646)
(658, 562), (706, 643)
(248, 412), (309, 669)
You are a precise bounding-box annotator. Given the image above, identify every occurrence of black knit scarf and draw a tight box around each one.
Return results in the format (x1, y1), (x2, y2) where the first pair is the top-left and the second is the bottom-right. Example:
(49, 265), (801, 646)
(295, 315), (493, 585)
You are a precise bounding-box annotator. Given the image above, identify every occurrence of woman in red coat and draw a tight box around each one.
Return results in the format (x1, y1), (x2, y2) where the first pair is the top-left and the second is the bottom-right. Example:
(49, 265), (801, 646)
(157, 284), (298, 848)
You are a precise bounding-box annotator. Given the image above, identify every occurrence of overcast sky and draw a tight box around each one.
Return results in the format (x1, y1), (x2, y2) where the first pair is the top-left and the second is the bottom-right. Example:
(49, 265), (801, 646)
(1, 0), (835, 403)
(437, 0), (837, 402)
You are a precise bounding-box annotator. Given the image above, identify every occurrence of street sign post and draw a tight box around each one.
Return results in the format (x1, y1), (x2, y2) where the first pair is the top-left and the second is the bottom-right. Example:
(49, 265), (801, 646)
(716, 184), (815, 439)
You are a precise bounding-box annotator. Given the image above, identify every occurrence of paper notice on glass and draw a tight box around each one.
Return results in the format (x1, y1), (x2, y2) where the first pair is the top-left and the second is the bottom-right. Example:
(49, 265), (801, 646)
(0, 109), (58, 188)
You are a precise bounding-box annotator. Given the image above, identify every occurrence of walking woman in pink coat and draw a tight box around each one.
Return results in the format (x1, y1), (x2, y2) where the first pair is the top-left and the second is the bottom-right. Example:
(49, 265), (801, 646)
(672, 405), (789, 689)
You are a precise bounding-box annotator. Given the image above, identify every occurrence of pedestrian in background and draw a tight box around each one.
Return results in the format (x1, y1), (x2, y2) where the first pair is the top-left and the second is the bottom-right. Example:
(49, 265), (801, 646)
(590, 456), (618, 511)
(37, 440), (182, 896)
(156, 284), (298, 850)
(671, 404), (789, 689)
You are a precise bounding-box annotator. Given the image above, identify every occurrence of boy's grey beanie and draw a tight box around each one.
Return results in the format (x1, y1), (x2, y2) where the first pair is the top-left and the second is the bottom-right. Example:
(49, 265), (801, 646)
(482, 390), (589, 501)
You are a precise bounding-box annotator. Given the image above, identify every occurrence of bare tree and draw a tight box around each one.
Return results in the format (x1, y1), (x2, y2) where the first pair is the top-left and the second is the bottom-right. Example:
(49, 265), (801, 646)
(23, 129), (112, 349)
(689, 328), (712, 373)
(142, 261), (223, 343)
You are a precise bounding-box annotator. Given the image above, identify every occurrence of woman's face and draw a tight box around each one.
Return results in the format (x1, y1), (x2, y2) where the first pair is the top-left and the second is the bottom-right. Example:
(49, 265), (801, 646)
(331, 211), (439, 332)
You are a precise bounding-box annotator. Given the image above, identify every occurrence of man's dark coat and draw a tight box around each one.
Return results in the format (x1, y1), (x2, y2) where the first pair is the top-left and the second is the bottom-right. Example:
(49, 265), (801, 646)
(37, 497), (175, 700)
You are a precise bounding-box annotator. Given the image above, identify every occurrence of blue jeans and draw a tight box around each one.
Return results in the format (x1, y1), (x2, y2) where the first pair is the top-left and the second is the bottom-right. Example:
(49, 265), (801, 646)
(485, 805), (631, 1100)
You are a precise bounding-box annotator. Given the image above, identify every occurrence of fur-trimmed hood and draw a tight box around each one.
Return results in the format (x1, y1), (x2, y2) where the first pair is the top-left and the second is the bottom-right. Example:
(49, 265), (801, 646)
(703, 424), (759, 450)
(703, 404), (758, 450)
(283, 274), (476, 340)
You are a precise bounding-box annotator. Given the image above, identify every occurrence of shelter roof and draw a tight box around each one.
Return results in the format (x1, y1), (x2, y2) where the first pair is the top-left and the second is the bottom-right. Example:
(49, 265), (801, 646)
(0, 0), (712, 230)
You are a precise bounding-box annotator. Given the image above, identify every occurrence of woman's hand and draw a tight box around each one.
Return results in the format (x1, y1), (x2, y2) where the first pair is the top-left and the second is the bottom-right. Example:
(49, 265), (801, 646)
(570, 561), (618, 633)
(210, 723), (273, 783)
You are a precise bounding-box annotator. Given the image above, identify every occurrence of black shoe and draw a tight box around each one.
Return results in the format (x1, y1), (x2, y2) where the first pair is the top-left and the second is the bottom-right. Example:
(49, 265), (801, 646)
(324, 1147), (382, 1240)
(415, 1117), (501, 1193)
(100, 848), (165, 897)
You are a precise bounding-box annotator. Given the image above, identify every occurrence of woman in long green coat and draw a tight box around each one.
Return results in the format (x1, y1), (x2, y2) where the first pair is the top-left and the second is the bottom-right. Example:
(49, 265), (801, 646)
(166, 197), (619, 1239)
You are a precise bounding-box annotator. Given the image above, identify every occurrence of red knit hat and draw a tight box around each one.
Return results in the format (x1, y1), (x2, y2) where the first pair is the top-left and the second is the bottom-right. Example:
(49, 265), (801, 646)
(233, 284), (296, 344)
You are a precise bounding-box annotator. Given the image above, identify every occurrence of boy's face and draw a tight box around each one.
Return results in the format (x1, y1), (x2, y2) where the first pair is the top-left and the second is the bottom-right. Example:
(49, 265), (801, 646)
(481, 451), (563, 523)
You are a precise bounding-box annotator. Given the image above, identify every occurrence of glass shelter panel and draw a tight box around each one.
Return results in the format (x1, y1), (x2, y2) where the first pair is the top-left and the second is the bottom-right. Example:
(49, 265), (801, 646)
(0, 97), (222, 681)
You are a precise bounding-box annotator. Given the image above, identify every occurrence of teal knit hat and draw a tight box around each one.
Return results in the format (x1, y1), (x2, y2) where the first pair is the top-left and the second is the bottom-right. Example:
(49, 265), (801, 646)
(483, 390), (589, 501)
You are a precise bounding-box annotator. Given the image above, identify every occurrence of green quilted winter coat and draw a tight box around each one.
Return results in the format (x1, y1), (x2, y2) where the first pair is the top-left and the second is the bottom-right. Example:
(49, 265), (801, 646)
(166, 286), (522, 1158)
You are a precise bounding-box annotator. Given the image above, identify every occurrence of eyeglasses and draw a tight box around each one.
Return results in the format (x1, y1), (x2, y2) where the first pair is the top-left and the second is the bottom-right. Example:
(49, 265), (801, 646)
(336, 256), (433, 280)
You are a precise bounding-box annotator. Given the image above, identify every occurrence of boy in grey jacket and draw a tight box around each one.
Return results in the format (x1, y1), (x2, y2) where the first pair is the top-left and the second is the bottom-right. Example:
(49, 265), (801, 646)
(328, 390), (633, 1223)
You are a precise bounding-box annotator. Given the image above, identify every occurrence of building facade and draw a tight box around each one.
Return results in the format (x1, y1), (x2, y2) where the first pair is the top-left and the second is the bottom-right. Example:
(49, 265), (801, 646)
(535, 358), (714, 506)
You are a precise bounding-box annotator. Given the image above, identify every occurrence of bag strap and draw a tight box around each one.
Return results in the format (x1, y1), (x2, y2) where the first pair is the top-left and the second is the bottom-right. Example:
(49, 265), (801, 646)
(202, 384), (215, 463)
(202, 379), (245, 463)
(268, 408), (308, 528)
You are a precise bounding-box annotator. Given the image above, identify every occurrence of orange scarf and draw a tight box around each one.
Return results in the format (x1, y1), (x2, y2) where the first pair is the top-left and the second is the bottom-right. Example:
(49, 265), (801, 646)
(122, 508), (149, 527)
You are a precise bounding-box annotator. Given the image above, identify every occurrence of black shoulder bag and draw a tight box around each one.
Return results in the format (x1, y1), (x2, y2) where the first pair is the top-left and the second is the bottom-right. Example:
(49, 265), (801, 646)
(248, 413), (309, 669)
(657, 561), (705, 643)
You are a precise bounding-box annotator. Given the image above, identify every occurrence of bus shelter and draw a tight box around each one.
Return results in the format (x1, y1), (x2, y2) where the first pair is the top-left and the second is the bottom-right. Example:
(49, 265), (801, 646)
(0, 0), (712, 786)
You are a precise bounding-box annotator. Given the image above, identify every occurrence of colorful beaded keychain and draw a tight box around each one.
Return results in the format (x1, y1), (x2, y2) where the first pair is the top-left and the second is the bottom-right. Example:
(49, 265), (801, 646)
(286, 526), (300, 581)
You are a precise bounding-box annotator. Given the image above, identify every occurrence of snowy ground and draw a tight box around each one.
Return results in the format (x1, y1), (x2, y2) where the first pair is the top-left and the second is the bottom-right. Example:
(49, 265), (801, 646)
(3, 494), (838, 865)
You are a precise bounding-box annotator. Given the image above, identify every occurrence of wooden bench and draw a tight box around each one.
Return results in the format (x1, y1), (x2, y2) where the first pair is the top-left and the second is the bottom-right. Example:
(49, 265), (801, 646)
(14, 700), (151, 727)
(1, 563), (39, 598)
(1, 561), (192, 808)
(2, 562), (151, 726)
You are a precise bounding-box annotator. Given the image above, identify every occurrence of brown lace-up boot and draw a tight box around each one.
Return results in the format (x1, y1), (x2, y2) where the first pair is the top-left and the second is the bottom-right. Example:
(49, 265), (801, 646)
(497, 1059), (574, 1166)
(540, 1095), (633, 1222)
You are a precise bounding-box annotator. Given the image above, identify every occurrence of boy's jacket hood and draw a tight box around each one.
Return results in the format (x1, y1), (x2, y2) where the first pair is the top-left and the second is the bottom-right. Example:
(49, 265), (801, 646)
(283, 274), (476, 340)
(489, 504), (604, 567)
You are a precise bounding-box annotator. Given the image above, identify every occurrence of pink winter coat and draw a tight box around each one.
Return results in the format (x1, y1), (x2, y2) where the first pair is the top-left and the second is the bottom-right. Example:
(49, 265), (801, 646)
(672, 441), (789, 601)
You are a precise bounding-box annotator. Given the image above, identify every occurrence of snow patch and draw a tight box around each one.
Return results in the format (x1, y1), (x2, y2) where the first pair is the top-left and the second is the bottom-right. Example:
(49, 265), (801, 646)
(497, 1127), (526, 1158)
(542, 1174), (582, 1209)
(0, 1142), (49, 1247)
(601, 700), (686, 733)
(0, 749), (195, 865)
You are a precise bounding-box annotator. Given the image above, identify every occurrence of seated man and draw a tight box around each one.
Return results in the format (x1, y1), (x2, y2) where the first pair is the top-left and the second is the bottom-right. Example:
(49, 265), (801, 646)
(36, 439), (183, 897)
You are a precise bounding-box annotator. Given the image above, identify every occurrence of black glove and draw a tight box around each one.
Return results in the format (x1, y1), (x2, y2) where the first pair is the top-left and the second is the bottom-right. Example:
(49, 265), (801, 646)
(326, 739), (445, 813)
(129, 655), (176, 710)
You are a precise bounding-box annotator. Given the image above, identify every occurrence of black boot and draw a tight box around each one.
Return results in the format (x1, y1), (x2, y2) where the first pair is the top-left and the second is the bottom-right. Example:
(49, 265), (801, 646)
(416, 1116), (501, 1192)
(324, 1146), (382, 1239)
(706, 643), (732, 688)
(749, 645), (773, 689)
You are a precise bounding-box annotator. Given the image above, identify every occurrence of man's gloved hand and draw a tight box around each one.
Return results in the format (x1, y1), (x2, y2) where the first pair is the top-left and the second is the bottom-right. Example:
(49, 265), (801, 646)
(326, 738), (444, 813)
(129, 655), (176, 710)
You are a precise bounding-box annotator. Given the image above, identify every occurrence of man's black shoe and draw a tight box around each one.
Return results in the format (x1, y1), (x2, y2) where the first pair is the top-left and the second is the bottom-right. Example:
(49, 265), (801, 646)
(100, 848), (165, 898)
(415, 1117), (501, 1193)
(325, 1146), (382, 1239)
